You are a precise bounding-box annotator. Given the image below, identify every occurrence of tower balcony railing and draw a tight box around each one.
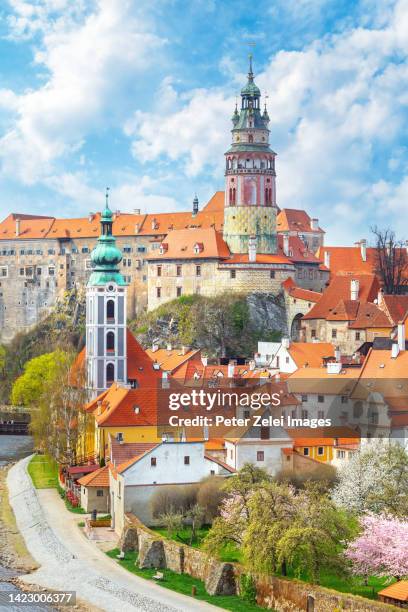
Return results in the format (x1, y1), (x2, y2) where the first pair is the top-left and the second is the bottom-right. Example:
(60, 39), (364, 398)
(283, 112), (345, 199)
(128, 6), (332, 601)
(225, 168), (276, 176)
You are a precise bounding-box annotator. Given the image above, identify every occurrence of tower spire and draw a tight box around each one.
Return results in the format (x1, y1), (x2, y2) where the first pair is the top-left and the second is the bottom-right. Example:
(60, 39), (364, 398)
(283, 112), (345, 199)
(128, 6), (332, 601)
(248, 53), (254, 80)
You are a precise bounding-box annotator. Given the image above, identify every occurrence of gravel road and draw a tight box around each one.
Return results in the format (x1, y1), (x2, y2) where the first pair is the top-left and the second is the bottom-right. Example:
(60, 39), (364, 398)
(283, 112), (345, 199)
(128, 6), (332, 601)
(7, 456), (221, 612)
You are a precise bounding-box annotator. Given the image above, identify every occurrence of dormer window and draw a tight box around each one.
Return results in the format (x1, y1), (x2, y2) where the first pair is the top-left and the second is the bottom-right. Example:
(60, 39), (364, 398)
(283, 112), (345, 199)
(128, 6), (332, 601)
(194, 243), (204, 254)
(152, 218), (159, 230)
(159, 243), (168, 255)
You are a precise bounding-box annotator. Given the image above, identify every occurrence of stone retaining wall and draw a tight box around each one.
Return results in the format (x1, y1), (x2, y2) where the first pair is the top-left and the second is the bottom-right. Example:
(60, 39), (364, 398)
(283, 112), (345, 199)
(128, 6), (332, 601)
(120, 513), (397, 610)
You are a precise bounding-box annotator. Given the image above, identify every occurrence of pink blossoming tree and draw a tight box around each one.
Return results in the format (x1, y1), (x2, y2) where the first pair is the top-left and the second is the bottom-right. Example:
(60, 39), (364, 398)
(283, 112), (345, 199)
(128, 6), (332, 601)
(345, 514), (408, 579)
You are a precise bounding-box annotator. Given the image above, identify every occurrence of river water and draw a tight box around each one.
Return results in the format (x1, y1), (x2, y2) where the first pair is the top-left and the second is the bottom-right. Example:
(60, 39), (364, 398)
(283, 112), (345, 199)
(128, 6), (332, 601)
(0, 435), (56, 611)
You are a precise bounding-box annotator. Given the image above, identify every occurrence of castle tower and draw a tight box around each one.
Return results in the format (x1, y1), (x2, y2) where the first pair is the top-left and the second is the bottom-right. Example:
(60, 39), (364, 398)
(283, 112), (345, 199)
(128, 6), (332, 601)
(86, 191), (128, 397)
(223, 56), (277, 255)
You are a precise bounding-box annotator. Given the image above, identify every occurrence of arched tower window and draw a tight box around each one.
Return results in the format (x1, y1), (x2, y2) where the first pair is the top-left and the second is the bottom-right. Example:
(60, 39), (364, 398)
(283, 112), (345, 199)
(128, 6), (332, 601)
(106, 363), (115, 384)
(106, 299), (115, 321)
(232, 188), (236, 205)
(107, 331), (115, 352)
(248, 134), (253, 143)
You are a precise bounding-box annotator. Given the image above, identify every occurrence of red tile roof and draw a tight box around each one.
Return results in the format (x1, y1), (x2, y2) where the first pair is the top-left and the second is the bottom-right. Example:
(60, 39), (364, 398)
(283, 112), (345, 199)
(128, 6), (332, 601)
(77, 465), (109, 487)
(380, 295), (408, 325)
(277, 234), (322, 263)
(288, 342), (335, 368)
(277, 209), (324, 234)
(282, 277), (322, 303)
(148, 228), (230, 260)
(110, 437), (158, 465)
(89, 384), (159, 427)
(145, 347), (200, 373)
(303, 274), (380, 321)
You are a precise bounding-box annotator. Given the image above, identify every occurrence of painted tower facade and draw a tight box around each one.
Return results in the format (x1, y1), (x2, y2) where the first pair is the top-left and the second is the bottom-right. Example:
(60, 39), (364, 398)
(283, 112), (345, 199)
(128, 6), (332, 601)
(223, 57), (277, 255)
(86, 195), (128, 397)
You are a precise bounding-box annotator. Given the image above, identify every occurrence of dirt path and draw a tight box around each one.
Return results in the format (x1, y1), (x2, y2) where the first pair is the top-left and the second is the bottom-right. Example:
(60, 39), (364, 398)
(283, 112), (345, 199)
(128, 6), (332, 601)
(7, 456), (222, 612)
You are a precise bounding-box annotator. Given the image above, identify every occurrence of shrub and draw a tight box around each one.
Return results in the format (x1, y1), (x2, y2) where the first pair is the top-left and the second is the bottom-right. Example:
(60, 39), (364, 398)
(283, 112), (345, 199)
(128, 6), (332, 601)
(151, 484), (198, 518)
(240, 574), (257, 603)
(197, 476), (225, 522)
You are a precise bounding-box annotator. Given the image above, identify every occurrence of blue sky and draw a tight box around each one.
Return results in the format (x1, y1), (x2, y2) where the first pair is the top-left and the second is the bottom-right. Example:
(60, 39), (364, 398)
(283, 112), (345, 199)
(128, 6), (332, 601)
(0, 0), (407, 244)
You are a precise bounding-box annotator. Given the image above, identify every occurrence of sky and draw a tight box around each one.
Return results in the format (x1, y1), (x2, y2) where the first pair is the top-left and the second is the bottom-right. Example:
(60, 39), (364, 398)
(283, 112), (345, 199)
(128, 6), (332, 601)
(0, 0), (407, 245)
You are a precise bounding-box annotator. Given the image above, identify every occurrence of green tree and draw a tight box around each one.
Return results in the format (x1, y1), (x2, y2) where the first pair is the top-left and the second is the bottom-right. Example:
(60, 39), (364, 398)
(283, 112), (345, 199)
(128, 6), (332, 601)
(22, 350), (90, 465)
(11, 351), (63, 406)
(242, 482), (298, 575)
(203, 464), (270, 555)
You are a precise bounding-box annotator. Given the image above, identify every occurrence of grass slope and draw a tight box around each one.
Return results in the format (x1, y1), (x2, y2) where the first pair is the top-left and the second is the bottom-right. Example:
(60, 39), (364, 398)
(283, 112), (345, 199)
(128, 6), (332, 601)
(106, 548), (263, 611)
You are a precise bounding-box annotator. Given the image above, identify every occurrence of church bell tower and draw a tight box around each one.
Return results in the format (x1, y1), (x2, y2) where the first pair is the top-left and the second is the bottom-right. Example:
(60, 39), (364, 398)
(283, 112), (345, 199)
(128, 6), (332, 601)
(223, 56), (277, 255)
(86, 191), (128, 397)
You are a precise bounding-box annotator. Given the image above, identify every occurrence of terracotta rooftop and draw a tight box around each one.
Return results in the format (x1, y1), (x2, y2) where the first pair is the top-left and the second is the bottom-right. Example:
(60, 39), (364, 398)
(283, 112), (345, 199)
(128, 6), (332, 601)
(110, 437), (158, 466)
(282, 277), (322, 303)
(77, 465), (109, 487)
(148, 228), (230, 261)
(288, 342), (335, 368)
(380, 294), (408, 325)
(378, 580), (408, 602)
(276, 209), (324, 234)
(303, 274), (380, 321)
(146, 347), (200, 373)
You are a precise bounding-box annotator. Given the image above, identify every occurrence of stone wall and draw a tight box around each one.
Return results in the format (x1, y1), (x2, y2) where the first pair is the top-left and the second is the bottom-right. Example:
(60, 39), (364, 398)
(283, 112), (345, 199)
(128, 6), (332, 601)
(256, 575), (397, 611)
(120, 513), (398, 610)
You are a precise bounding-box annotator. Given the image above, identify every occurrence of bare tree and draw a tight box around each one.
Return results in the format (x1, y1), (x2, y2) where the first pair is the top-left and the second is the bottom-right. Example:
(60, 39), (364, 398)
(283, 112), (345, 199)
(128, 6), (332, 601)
(371, 227), (408, 295)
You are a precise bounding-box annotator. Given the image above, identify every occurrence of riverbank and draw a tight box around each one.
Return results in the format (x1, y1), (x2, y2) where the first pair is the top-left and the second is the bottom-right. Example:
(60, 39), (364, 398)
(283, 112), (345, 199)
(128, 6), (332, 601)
(0, 461), (38, 572)
(7, 455), (221, 612)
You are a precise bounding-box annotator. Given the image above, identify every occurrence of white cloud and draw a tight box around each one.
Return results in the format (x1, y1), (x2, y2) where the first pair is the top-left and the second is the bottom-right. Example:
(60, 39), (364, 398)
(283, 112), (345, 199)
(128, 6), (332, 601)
(0, 0), (165, 183)
(129, 0), (408, 242)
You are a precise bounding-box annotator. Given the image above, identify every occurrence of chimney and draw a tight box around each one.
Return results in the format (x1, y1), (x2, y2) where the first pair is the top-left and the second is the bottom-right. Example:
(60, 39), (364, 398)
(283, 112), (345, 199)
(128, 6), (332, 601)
(15, 218), (20, 237)
(405, 240), (408, 255)
(377, 288), (384, 306)
(133, 208), (141, 215)
(324, 250), (330, 269)
(227, 361), (235, 378)
(192, 194), (199, 217)
(334, 346), (341, 362)
(248, 235), (257, 263)
(249, 359), (256, 371)
(181, 345), (188, 356)
(88, 212), (94, 222)
(151, 343), (159, 353)
(135, 223), (140, 233)
(327, 361), (342, 374)
(283, 234), (290, 257)
(398, 321), (405, 351)
(391, 342), (400, 359)
(350, 279), (360, 301)
(311, 218), (318, 231)
(358, 239), (367, 262)
(166, 343), (172, 352)
(201, 355), (208, 367)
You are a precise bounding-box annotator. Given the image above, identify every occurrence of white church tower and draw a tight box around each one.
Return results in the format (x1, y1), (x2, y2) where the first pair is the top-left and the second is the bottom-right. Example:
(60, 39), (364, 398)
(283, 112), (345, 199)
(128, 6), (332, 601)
(86, 191), (128, 397)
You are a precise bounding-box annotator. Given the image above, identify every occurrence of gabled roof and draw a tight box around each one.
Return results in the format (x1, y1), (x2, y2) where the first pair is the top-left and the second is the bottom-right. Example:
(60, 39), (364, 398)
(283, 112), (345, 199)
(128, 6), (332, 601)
(303, 274), (380, 321)
(277, 209), (324, 234)
(87, 384), (159, 427)
(147, 228), (230, 261)
(73, 329), (160, 388)
(317, 245), (408, 281)
(145, 347), (200, 373)
(380, 294), (408, 325)
(288, 342), (335, 368)
(77, 465), (109, 487)
(348, 302), (392, 329)
(277, 234), (322, 264)
(110, 437), (158, 466)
